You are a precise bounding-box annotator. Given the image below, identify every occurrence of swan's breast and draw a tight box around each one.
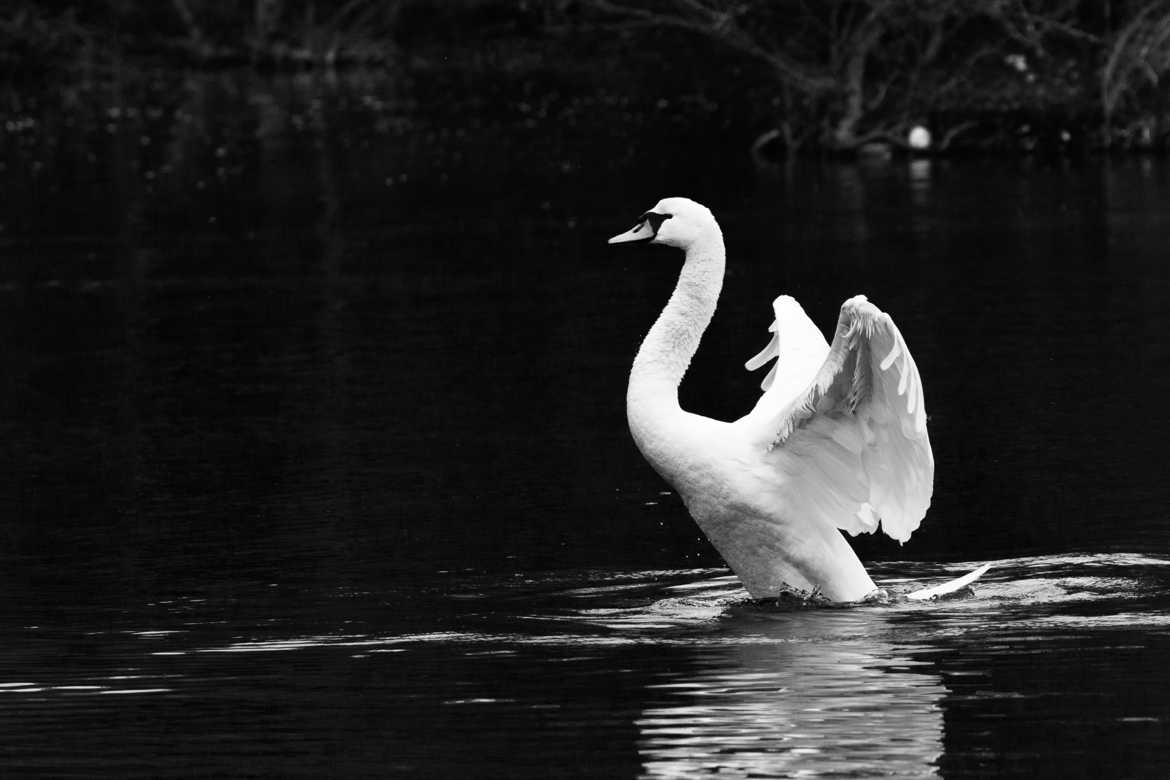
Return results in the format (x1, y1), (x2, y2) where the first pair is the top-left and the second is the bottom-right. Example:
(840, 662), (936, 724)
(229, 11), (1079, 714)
(662, 422), (776, 520)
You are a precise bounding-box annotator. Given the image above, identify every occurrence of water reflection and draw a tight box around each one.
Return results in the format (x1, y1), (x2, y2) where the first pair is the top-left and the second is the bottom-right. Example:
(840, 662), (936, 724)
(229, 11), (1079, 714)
(638, 611), (945, 778)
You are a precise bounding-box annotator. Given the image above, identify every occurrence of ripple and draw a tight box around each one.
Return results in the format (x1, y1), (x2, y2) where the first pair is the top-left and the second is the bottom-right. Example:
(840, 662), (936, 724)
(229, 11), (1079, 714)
(0, 553), (1164, 778)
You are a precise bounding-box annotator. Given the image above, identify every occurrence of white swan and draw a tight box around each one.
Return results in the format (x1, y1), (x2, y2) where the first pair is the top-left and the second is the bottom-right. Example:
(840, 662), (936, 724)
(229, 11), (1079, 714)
(610, 197), (936, 602)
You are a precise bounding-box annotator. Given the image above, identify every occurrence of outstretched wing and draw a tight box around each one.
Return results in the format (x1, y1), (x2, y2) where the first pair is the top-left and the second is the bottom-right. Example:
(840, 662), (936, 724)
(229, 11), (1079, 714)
(740, 295), (933, 543)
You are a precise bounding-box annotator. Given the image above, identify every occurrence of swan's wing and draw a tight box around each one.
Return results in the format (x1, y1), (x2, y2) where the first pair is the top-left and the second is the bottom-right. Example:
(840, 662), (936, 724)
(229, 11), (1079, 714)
(744, 295), (933, 543)
(743, 295), (830, 415)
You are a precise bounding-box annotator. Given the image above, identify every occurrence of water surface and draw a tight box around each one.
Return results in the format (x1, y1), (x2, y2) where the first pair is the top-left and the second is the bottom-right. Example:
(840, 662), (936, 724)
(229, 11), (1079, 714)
(0, 556), (1167, 776)
(2, 70), (1170, 776)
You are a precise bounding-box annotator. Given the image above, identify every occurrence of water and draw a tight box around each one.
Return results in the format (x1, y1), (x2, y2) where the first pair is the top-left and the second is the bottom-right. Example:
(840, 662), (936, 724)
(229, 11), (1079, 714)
(2, 70), (1170, 776)
(0, 557), (1167, 776)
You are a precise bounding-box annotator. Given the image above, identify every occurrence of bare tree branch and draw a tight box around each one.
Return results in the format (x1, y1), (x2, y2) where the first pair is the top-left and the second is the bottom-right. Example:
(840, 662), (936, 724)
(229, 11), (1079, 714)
(585, 0), (835, 94)
(586, 0), (1142, 152)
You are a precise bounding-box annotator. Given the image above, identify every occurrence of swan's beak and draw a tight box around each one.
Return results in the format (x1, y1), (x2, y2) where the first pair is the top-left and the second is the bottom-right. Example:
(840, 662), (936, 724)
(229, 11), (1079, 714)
(608, 220), (656, 244)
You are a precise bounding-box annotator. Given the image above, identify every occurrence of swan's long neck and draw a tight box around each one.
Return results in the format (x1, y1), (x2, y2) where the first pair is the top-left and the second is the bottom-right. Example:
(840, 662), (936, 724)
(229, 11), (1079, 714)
(627, 233), (726, 431)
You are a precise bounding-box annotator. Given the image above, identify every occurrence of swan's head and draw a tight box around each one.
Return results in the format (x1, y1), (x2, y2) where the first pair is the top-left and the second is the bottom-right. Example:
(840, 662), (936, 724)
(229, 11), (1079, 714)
(608, 197), (720, 251)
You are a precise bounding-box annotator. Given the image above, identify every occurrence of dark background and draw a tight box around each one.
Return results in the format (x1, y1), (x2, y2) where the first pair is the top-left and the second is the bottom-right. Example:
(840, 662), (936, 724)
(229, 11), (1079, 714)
(2, 3), (1170, 777)
(3, 66), (1169, 598)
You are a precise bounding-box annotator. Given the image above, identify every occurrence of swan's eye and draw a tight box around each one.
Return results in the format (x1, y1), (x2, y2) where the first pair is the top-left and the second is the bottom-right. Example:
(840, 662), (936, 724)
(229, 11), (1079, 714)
(638, 212), (672, 233)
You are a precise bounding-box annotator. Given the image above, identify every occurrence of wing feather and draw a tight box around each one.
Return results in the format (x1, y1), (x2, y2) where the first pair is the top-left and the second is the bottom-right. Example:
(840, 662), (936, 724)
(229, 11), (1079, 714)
(742, 295), (934, 543)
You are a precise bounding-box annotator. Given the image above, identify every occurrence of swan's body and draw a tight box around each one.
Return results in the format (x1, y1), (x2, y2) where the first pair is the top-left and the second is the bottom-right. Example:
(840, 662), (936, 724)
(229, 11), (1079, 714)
(612, 198), (934, 602)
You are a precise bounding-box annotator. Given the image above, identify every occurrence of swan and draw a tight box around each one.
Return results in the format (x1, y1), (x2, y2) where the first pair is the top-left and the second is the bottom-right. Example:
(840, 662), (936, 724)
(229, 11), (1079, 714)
(610, 197), (946, 603)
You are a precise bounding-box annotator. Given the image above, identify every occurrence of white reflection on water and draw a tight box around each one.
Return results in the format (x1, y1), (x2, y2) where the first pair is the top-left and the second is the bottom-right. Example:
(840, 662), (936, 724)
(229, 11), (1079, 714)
(633, 610), (945, 778)
(0, 682), (174, 696)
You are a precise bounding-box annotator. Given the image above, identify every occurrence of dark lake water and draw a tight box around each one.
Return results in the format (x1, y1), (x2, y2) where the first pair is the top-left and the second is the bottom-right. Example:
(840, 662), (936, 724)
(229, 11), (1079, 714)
(2, 69), (1170, 777)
